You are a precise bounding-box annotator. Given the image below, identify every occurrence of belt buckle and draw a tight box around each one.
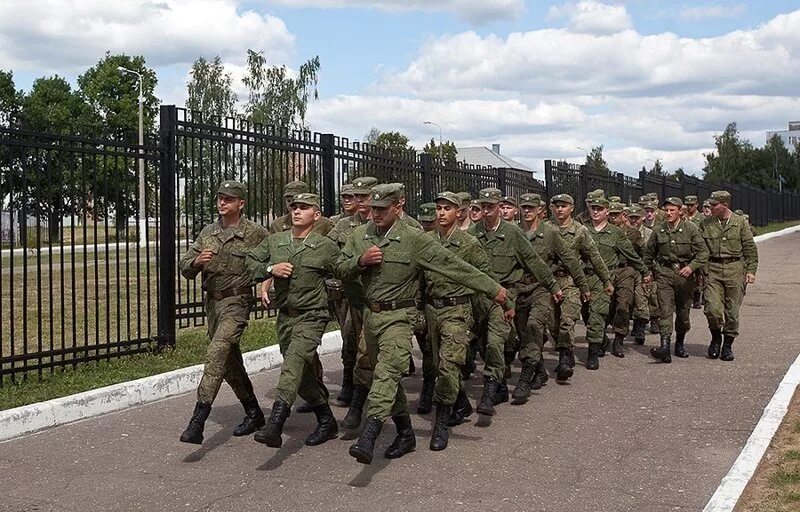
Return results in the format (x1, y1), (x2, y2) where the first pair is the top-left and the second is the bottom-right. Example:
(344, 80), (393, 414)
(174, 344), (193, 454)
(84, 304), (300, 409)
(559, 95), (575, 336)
(389, 300), (397, 310)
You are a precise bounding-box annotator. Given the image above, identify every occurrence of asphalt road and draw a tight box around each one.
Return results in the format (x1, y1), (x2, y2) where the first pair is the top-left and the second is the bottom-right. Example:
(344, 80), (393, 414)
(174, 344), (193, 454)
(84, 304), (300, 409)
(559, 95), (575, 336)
(2, 233), (799, 512)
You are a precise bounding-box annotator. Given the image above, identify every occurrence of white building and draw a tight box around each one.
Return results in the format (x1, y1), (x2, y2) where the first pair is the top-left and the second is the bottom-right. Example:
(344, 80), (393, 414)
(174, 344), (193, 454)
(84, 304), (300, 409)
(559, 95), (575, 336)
(456, 144), (540, 178)
(766, 122), (800, 151)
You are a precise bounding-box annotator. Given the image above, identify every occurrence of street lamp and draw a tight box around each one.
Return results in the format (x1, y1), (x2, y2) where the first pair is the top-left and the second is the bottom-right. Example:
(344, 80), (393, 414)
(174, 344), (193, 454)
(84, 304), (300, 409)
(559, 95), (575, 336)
(423, 121), (443, 163)
(117, 66), (147, 248)
(577, 146), (591, 171)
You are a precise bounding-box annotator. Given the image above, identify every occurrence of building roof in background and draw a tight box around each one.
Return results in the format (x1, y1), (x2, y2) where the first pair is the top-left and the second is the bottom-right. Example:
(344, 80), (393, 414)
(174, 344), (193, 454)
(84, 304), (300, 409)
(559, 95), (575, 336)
(455, 145), (538, 176)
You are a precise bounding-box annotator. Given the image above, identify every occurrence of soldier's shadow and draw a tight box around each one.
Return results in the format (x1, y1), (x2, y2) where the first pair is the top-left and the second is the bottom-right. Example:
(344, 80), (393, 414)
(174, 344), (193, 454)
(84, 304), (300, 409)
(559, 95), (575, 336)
(255, 433), (306, 471)
(348, 448), (392, 488)
(181, 403), (239, 463)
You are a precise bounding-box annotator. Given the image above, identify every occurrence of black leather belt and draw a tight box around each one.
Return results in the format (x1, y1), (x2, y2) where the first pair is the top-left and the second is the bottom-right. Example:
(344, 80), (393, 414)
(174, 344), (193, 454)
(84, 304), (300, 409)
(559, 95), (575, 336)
(207, 286), (253, 301)
(659, 261), (690, 269)
(367, 298), (417, 312)
(710, 256), (740, 263)
(428, 295), (472, 308)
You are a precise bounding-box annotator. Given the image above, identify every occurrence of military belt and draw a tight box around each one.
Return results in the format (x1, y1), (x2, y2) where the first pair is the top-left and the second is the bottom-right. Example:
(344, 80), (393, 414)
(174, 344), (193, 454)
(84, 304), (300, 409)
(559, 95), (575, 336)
(279, 307), (325, 318)
(659, 260), (690, 270)
(584, 268), (596, 276)
(207, 286), (253, 301)
(554, 270), (569, 278)
(367, 298), (417, 313)
(710, 256), (740, 263)
(617, 262), (628, 269)
(428, 295), (472, 309)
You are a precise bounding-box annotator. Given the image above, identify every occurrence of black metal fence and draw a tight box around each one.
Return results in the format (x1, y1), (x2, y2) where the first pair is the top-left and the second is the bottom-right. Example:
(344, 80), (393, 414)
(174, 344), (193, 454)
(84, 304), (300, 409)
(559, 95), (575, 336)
(2, 104), (798, 383)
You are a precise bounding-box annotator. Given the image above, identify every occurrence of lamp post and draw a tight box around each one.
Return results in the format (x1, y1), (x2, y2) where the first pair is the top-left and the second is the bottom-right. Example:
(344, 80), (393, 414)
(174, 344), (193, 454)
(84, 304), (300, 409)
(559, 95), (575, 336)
(423, 121), (443, 162)
(577, 146), (590, 171)
(117, 66), (147, 248)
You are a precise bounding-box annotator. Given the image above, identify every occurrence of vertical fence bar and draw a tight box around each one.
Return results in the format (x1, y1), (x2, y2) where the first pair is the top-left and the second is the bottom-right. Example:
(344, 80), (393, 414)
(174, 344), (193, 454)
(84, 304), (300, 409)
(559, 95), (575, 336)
(158, 106), (177, 348)
(420, 153), (433, 203)
(320, 133), (336, 217)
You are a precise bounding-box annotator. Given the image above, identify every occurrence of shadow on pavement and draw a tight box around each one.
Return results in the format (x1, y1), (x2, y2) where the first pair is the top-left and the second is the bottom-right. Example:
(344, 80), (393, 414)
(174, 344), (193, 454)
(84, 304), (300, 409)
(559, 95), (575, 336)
(181, 403), (239, 463)
(255, 434), (305, 471)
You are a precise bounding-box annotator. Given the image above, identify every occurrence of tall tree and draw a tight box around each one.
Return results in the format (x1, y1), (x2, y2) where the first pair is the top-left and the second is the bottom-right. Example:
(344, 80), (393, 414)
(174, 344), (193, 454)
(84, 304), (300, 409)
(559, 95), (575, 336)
(0, 70), (22, 127)
(423, 138), (458, 166)
(374, 131), (414, 154)
(585, 145), (610, 174)
(703, 122), (773, 188)
(647, 158), (665, 176)
(186, 56), (238, 120)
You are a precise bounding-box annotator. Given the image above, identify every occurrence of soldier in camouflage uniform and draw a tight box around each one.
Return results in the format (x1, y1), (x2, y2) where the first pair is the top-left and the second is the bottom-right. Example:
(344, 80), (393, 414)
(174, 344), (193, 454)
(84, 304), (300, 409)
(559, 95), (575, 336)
(586, 197), (650, 367)
(468, 199), (484, 223)
(499, 195), (518, 223)
(268, 180), (334, 235)
(642, 200), (661, 333)
(515, 193), (588, 403)
(417, 203), (437, 232)
(397, 183), (424, 231)
(178, 180), (268, 445)
(643, 197), (709, 363)
(700, 191), (758, 362)
(626, 205), (652, 344)
(548, 194), (611, 382)
(330, 183), (358, 224)
(455, 192), (473, 231)
(339, 184), (509, 464)
(413, 202), (437, 414)
(684, 195), (704, 309)
(246, 193), (341, 448)
(607, 201), (645, 350)
(574, 189), (605, 226)
(469, 188), (562, 415)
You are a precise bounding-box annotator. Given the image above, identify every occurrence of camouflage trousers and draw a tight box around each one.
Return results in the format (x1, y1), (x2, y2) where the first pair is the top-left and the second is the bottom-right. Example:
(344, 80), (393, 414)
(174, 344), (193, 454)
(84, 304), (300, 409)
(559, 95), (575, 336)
(413, 309), (437, 382)
(648, 280), (659, 319)
(585, 274), (611, 345)
(335, 299), (358, 373)
(425, 302), (473, 405)
(275, 309), (330, 407)
(196, 295), (255, 405)
(655, 266), (694, 337)
(609, 267), (636, 337)
(632, 272), (650, 321)
(363, 307), (416, 420)
(704, 260), (745, 338)
(473, 293), (515, 381)
(514, 283), (553, 364)
(549, 275), (582, 350)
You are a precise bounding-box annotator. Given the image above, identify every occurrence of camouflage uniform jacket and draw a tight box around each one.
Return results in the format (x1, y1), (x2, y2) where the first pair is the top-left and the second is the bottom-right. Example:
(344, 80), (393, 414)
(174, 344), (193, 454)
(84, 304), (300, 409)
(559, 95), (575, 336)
(588, 223), (648, 276)
(550, 219), (613, 285)
(268, 214), (333, 236)
(643, 219), (708, 273)
(699, 213), (758, 274)
(525, 221), (589, 294)
(423, 228), (490, 300)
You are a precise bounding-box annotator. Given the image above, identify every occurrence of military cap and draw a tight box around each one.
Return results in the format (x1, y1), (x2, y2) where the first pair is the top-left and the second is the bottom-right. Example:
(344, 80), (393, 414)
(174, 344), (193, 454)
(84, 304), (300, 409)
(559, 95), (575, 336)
(627, 205), (644, 217)
(283, 180), (309, 198)
(734, 209), (744, 216)
(663, 196), (684, 208)
(436, 191), (462, 207)
(646, 192), (659, 201)
(707, 190), (731, 205)
(608, 201), (625, 213)
(350, 176), (379, 195)
(644, 201), (658, 210)
(609, 195), (622, 203)
(455, 191), (472, 207)
(289, 192), (320, 208)
(500, 195), (517, 207)
(587, 196), (610, 208)
(395, 183), (407, 198)
(684, 195), (698, 205)
(340, 183), (355, 196)
(702, 200), (711, 208)
(743, 213), (750, 221)
(638, 195), (651, 206)
(417, 202), (437, 222)
(469, 199), (482, 209)
(550, 193), (574, 205)
(585, 189), (606, 201)
(478, 188), (503, 204)
(370, 183), (402, 207)
(217, 180), (246, 198)
(519, 193), (543, 207)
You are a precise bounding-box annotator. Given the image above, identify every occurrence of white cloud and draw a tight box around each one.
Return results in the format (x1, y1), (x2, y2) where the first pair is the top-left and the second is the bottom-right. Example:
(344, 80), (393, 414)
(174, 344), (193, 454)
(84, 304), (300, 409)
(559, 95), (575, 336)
(548, 1), (633, 35)
(678, 4), (747, 21)
(0, 0), (295, 73)
(266, 0), (525, 24)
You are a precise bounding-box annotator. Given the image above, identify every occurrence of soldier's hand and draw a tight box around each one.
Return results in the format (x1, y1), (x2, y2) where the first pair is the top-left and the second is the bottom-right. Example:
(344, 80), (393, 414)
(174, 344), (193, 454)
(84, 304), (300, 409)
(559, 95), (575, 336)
(358, 246), (383, 267)
(745, 273), (756, 284)
(503, 308), (515, 322)
(604, 282), (615, 296)
(581, 291), (592, 302)
(261, 288), (271, 308)
(271, 262), (294, 278)
(678, 266), (693, 278)
(193, 249), (214, 268)
(643, 274), (653, 285)
(552, 290), (564, 303)
(493, 287), (508, 305)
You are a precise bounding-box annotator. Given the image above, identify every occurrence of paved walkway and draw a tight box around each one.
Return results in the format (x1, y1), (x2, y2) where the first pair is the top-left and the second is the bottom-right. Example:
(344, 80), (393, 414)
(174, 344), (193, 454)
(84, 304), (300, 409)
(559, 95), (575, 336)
(2, 234), (799, 512)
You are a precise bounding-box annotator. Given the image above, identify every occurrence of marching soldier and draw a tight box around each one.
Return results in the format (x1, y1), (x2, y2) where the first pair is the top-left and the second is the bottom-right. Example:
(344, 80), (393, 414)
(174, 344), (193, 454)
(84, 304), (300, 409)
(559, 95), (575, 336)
(268, 180), (334, 235)
(417, 203), (437, 232)
(178, 180), (268, 445)
(455, 192), (474, 231)
(626, 205), (652, 344)
(499, 196), (519, 223)
(468, 199), (484, 223)
(330, 183), (358, 224)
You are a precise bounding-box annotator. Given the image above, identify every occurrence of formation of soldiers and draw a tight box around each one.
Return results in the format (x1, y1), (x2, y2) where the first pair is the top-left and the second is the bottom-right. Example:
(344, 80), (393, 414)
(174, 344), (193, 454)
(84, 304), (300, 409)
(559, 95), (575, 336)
(177, 176), (759, 465)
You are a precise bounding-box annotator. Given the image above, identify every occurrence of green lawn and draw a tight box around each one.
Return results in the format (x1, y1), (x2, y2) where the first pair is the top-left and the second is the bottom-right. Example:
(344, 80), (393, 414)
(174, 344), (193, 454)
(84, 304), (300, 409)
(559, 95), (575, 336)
(754, 220), (800, 236)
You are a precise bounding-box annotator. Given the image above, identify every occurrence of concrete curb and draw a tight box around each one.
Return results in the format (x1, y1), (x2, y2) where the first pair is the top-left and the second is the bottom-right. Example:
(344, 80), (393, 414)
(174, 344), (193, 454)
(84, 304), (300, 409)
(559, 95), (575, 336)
(0, 330), (342, 443)
(702, 223), (800, 511)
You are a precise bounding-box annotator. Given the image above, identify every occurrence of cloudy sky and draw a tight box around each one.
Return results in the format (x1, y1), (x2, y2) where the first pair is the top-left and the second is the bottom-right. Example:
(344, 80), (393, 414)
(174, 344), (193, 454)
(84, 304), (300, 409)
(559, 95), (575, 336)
(1, 0), (799, 176)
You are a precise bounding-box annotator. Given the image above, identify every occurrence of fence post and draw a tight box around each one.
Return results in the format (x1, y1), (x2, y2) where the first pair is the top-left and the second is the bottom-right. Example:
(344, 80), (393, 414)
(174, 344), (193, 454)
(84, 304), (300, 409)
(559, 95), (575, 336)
(420, 153), (433, 202)
(545, 160), (553, 199)
(579, 165), (589, 203)
(157, 105), (177, 349)
(320, 134), (336, 217)
(497, 167), (508, 195)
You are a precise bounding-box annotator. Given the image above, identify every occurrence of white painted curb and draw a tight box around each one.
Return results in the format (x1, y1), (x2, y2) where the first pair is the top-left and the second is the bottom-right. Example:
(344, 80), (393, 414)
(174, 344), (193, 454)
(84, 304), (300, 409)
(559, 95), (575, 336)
(702, 223), (800, 511)
(0, 330), (342, 443)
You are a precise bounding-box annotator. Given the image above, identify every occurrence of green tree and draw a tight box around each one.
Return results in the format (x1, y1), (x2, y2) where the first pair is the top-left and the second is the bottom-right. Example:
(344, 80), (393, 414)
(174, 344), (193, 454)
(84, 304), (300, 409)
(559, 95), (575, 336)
(423, 138), (458, 166)
(0, 70), (22, 126)
(764, 134), (793, 191)
(647, 158), (665, 176)
(703, 123), (773, 188)
(186, 56), (238, 119)
(374, 131), (414, 154)
(585, 145), (610, 174)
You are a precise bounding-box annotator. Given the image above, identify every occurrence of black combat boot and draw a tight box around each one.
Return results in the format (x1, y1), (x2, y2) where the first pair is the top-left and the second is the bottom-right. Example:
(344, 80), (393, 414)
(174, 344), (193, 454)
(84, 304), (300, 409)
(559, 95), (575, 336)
(305, 403), (339, 446)
(568, 349), (576, 368)
(649, 317), (660, 334)
(408, 357), (416, 375)
(495, 379), (509, 405)
(349, 417), (384, 465)
(632, 319), (647, 345)
(650, 334), (672, 363)
(232, 396), (265, 436)
(417, 377), (435, 414)
(554, 349), (574, 383)
(448, 389), (473, 426)
(430, 404), (452, 451)
(254, 399), (291, 448)
(707, 329), (722, 359)
(674, 332), (689, 358)
(586, 344), (600, 370)
(296, 401), (314, 413)
(180, 402), (212, 445)
(599, 332), (611, 357)
(384, 414), (416, 459)
(611, 333), (625, 358)
(721, 335), (735, 361)
(692, 289), (702, 309)
(511, 361), (536, 404)
(335, 366), (355, 406)
(340, 385), (368, 430)
(531, 357), (548, 390)
(477, 377), (500, 416)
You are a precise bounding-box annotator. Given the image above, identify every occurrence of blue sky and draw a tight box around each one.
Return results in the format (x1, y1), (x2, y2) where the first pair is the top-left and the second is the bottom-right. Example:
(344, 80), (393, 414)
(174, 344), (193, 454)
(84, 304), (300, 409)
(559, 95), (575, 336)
(1, 0), (799, 176)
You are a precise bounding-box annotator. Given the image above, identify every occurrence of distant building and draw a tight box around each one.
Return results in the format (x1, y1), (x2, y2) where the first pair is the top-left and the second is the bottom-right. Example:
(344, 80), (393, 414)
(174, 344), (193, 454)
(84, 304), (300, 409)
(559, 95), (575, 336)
(456, 144), (540, 178)
(766, 122), (800, 151)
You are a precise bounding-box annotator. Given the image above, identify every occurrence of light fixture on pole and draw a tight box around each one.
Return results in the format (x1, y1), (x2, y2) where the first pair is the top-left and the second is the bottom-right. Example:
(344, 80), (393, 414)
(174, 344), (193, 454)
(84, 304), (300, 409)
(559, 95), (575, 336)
(577, 146), (591, 171)
(423, 121), (443, 162)
(117, 66), (147, 248)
